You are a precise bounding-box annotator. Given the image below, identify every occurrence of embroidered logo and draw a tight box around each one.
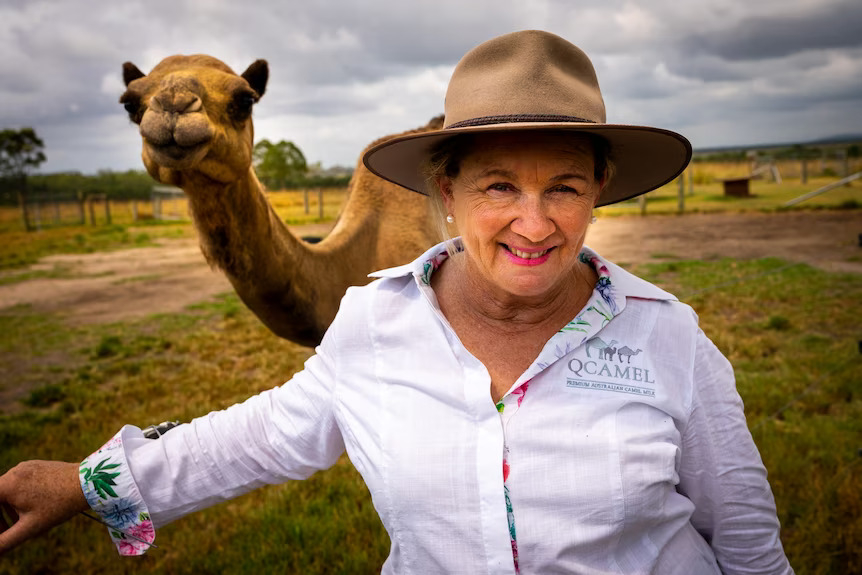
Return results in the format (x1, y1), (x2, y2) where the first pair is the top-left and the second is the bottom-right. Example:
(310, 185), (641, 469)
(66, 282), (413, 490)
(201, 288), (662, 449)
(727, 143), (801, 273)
(567, 337), (656, 398)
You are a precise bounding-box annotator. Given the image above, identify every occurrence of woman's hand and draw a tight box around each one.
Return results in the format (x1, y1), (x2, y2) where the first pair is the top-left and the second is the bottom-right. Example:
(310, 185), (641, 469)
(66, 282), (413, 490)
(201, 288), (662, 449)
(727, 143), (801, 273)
(0, 460), (89, 555)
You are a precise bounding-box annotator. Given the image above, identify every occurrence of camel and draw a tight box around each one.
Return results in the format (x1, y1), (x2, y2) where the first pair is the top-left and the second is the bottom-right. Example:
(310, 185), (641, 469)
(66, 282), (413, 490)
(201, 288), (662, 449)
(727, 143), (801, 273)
(585, 337), (617, 359)
(617, 347), (643, 364)
(120, 55), (441, 346)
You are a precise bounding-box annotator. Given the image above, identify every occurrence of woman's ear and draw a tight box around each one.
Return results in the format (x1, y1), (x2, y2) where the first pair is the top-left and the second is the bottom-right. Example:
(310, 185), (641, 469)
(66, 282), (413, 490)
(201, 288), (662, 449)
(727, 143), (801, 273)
(437, 177), (455, 212)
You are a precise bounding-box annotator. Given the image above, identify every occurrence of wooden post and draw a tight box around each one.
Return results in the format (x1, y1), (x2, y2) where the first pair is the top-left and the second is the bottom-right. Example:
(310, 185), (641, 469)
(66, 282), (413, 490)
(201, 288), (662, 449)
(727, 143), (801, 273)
(677, 175), (685, 213)
(638, 193), (647, 215)
(317, 188), (323, 219)
(303, 188), (310, 214)
(18, 190), (33, 232)
(34, 200), (42, 231)
(88, 196), (96, 225)
(688, 168), (694, 196)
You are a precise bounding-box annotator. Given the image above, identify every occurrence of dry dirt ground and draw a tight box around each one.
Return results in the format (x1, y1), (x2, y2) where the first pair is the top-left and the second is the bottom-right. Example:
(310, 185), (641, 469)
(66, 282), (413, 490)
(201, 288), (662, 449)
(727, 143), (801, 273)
(0, 211), (859, 326)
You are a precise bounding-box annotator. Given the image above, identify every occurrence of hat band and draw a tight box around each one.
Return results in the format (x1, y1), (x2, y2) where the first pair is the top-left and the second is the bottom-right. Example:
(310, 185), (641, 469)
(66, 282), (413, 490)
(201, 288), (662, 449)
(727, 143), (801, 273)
(446, 114), (595, 129)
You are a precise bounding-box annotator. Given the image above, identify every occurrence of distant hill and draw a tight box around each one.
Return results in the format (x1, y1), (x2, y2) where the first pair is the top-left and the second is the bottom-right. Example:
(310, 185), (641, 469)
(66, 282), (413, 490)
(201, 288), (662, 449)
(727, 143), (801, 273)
(694, 134), (862, 156)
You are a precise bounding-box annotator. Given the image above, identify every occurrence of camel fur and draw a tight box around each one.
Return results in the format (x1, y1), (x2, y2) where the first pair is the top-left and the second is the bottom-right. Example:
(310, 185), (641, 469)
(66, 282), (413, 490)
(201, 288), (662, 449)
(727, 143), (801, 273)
(120, 55), (440, 346)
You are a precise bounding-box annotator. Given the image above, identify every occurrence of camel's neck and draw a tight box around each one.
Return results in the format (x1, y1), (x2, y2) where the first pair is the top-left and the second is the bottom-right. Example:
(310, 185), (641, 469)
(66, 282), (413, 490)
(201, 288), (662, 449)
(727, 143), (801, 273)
(182, 168), (377, 346)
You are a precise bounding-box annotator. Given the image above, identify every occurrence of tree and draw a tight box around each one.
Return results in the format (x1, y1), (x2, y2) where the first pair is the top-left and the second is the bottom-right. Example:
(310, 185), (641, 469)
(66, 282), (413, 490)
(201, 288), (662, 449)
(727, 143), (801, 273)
(0, 127), (46, 231)
(253, 139), (307, 189)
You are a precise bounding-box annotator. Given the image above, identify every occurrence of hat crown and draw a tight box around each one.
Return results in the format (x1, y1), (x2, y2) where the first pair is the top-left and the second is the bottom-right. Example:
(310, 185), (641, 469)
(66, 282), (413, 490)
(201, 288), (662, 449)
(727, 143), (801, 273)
(444, 30), (607, 128)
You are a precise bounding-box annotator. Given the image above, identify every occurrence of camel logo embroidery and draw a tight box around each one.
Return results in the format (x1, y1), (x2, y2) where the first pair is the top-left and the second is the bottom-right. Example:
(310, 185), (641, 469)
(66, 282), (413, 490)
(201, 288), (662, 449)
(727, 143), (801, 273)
(566, 337), (656, 398)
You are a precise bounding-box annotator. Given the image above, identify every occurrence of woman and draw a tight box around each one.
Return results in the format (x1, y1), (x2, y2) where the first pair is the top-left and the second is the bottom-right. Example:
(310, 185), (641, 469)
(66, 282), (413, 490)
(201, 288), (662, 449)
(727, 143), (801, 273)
(0, 30), (792, 573)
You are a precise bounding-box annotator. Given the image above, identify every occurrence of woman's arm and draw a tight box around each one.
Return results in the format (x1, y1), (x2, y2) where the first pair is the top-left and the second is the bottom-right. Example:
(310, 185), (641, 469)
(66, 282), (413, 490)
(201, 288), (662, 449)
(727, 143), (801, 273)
(677, 329), (794, 574)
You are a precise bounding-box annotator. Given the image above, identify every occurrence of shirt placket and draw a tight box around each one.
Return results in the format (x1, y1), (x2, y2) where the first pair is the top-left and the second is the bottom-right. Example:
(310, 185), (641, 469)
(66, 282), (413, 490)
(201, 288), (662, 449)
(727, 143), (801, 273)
(414, 244), (625, 574)
(494, 256), (624, 573)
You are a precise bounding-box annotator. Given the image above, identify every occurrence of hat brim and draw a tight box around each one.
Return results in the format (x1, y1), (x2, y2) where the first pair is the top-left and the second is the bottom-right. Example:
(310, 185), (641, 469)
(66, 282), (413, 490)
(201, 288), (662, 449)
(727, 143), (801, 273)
(362, 122), (692, 207)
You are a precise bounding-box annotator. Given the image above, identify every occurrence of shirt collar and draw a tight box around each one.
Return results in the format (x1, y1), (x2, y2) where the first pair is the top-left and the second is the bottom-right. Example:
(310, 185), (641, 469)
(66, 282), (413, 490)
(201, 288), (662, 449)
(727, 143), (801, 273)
(369, 239), (677, 303)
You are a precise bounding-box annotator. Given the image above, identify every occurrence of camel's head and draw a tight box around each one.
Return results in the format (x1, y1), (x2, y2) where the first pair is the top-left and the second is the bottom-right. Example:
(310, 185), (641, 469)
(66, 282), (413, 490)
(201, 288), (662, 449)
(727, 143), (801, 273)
(120, 55), (268, 185)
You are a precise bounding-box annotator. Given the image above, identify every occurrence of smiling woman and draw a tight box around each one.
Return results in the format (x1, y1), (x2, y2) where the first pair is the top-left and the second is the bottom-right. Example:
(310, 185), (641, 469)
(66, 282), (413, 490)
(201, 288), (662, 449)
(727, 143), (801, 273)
(0, 29), (794, 574)
(434, 132), (603, 300)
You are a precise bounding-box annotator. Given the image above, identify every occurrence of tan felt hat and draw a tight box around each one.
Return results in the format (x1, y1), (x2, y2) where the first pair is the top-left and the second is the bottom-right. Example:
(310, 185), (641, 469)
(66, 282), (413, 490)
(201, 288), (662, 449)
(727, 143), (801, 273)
(362, 30), (692, 207)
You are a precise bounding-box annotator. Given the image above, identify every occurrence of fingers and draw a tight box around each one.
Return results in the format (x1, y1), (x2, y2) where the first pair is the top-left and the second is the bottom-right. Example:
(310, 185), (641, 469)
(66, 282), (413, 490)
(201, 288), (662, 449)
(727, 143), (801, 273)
(0, 514), (37, 556)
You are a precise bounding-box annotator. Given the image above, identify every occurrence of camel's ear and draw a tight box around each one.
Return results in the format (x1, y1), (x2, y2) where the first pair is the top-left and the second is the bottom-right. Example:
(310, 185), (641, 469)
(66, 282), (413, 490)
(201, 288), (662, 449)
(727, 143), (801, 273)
(123, 62), (146, 86)
(241, 60), (268, 98)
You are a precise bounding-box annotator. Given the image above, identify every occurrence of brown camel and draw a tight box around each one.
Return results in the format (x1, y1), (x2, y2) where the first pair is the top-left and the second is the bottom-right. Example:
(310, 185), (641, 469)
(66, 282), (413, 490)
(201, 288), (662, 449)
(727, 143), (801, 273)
(120, 55), (440, 346)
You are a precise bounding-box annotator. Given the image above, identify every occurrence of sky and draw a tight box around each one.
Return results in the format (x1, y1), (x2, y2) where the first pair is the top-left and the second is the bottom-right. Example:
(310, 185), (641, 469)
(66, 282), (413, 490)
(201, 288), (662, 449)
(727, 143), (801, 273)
(1, 0), (861, 174)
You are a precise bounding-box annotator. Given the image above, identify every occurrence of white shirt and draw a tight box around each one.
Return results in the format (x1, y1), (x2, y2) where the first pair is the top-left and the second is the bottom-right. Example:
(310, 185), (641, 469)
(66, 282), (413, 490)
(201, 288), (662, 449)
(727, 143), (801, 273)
(81, 241), (793, 573)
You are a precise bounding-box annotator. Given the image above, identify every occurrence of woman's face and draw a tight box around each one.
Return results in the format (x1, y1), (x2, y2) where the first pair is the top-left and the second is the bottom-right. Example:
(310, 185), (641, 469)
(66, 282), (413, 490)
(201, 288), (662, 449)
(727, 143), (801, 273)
(439, 131), (603, 301)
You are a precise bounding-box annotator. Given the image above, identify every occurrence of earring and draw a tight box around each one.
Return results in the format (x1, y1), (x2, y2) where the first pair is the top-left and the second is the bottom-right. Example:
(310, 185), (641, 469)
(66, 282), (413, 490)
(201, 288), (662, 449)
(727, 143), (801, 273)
(446, 214), (455, 224)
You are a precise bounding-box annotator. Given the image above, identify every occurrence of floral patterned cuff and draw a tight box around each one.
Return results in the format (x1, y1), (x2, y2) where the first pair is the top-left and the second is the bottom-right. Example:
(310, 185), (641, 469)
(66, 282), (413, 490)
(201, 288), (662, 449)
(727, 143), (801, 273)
(79, 425), (155, 556)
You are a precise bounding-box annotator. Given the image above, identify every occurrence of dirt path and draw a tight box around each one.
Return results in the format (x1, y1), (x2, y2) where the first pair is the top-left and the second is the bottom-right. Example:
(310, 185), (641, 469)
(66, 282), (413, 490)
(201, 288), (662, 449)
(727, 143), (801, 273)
(0, 211), (859, 325)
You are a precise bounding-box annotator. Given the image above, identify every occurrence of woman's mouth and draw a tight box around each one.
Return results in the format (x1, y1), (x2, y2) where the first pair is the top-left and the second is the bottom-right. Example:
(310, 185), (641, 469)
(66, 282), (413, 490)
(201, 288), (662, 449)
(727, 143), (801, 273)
(501, 244), (554, 265)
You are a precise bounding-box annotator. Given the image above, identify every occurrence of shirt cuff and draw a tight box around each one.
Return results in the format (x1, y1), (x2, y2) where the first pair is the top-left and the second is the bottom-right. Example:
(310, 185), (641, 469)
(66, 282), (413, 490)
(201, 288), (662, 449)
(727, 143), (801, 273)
(79, 425), (156, 556)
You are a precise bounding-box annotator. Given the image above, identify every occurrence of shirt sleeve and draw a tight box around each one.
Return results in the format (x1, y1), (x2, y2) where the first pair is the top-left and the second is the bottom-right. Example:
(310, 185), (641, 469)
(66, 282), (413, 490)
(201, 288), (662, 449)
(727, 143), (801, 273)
(79, 317), (346, 555)
(676, 329), (794, 574)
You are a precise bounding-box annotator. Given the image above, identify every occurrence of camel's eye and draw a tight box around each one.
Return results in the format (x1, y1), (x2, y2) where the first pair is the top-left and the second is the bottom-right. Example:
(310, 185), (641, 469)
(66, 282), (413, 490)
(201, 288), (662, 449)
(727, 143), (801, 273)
(120, 93), (143, 123)
(230, 90), (257, 121)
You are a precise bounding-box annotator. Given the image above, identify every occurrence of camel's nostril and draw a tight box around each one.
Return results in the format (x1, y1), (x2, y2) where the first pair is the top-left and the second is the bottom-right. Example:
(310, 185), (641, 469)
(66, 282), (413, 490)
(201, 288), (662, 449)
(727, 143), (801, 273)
(184, 98), (202, 113)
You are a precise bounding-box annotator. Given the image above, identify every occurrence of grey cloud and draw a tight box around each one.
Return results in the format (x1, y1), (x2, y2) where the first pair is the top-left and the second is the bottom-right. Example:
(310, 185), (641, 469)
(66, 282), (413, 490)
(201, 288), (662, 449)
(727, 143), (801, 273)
(679, 0), (862, 61)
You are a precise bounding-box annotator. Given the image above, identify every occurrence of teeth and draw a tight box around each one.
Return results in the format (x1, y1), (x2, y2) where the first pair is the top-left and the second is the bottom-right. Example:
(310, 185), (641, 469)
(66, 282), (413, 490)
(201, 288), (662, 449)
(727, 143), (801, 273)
(509, 246), (549, 259)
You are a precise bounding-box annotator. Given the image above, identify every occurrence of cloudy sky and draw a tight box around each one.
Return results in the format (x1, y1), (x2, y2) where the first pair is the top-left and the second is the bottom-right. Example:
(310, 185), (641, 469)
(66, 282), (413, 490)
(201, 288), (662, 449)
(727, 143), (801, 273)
(2, 0), (861, 174)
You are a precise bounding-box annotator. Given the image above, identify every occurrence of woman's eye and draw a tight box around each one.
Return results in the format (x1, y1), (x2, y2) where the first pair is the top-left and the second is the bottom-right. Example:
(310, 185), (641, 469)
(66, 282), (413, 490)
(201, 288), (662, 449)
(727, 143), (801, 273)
(487, 182), (513, 192)
(549, 184), (581, 195)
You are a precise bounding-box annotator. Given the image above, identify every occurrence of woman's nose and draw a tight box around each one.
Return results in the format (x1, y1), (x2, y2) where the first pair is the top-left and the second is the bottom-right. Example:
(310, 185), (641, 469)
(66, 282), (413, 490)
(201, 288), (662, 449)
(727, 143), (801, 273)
(510, 196), (555, 242)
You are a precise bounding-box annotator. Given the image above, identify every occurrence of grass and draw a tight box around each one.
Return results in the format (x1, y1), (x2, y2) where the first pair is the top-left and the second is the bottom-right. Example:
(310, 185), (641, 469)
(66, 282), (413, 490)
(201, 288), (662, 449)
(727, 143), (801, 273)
(0, 256), (860, 573)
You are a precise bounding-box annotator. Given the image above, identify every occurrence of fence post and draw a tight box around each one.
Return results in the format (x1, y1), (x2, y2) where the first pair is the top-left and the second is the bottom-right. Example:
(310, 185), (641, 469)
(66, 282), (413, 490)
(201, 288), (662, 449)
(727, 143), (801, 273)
(317, 188), (323, 219)
(34, 200), (42, 231)
(677, 175), (685, 213)
(88, 196), (96, 225)
(304, 188), (310, 214)
(18, 188), (33, 232)
(688, 168), (694, 196)
(53, 193), (61, 224)
(638, 193), (647, 215)
(105, 197), (111, 225)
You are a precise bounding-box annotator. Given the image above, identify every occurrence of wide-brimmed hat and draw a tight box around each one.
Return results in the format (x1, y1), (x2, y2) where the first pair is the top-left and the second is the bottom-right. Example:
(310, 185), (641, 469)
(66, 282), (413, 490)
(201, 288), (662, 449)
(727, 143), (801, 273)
(362, 30), (692, 207)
